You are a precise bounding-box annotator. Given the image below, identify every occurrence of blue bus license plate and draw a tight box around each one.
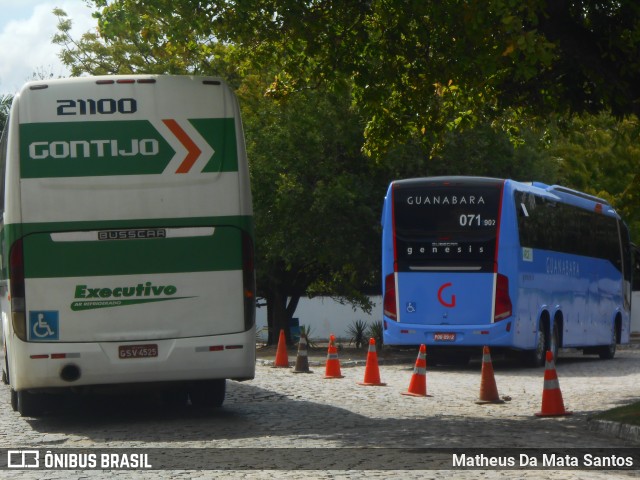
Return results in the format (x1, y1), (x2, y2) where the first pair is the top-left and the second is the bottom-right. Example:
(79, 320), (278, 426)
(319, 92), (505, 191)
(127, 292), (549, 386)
(434, 333), (456, 342)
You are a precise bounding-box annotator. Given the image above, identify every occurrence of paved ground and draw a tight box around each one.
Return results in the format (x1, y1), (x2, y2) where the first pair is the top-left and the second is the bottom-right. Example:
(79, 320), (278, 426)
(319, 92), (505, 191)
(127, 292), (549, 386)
(0, 345), (639, 479)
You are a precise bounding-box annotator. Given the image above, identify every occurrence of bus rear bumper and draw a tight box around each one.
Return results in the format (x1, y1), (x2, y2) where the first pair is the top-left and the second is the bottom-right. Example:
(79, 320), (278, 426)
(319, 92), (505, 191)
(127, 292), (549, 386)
(383, 317), (515, 347)
(9, 329), (256, 391)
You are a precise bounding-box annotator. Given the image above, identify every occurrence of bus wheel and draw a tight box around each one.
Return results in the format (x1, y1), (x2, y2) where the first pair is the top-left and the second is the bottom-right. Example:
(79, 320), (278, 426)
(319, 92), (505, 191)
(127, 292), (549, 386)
(17, 390), (45, 417)
(188, 379), (226, 408)
(10, 389), (18, 411)
(2, 356), (9, 385)
(162, 388), (189, 408)
(550, 322), (559, 361)
(523, 323), (546, 367)
(434, 354), (470, 367)
(598, 324), (617, 360)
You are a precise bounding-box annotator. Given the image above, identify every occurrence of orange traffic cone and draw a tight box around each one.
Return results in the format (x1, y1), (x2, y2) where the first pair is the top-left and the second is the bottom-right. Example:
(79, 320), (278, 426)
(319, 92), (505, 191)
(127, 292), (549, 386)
(357, 338), (386, 386)
(402, 344), (432, 397)
(324, 334), (344, 379)
(292, 333), (312, 374)
(272, 329), (290, 368)
(476, 346), (504, 404)
(535, 351), (572, 417)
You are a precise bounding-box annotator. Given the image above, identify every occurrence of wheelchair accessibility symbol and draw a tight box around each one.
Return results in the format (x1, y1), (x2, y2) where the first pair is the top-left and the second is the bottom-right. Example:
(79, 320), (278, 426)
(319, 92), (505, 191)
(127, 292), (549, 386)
(406, 302), (417, 313)
(29, 311), (59, 341)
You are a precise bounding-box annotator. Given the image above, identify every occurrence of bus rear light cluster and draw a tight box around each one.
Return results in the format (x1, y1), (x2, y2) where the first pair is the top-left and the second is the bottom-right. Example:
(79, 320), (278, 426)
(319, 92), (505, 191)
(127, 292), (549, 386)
(242, 232), (256, 331)
(9, 239), (27, 341)
(30, 353), (80, 360)
(195, 345), (244, 353)
(383, 273), (397, 321)
(494, 273), (513, 321)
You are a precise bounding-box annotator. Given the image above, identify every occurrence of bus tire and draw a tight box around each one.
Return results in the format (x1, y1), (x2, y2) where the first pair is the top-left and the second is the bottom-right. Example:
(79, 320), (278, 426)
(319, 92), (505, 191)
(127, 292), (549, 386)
(598, 323), (617, 360)
(523, 322), (546, 367)
(188, 379), (226, 408)
(550, 322), (559, 361)
(16, 390), (45, 417)
(2, 356), (8, 385)
(10, 389), (18, 411)
(434, 354), (470, 367)
(162, 388), (189, 407)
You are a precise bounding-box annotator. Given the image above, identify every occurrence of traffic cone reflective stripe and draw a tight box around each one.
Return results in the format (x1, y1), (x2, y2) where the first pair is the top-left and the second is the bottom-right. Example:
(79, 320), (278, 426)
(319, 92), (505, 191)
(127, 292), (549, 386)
(324, 334), (344, 379)
(402, 344), (432, 397)
(272, 329), (290, 368)
(543, 378), (560, 390)
(293, 334), (312, 374)
(476, 346), (505, 404)
(358, 338), (386, 386)
(535, 350), (572, 417)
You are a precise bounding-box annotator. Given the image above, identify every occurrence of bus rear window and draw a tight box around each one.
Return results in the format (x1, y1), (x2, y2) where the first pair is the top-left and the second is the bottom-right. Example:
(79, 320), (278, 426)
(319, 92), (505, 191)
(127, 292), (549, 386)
(392, 180), (502, 272)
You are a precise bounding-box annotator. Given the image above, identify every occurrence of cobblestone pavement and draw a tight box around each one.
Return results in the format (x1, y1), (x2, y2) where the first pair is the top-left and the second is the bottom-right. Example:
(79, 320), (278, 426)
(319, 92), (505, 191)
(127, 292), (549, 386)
(0, 346), (639, 479)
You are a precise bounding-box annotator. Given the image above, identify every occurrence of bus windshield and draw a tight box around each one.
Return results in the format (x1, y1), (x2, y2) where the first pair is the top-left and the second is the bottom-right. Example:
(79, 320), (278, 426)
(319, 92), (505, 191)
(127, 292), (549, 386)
(392, 179), (503, 272)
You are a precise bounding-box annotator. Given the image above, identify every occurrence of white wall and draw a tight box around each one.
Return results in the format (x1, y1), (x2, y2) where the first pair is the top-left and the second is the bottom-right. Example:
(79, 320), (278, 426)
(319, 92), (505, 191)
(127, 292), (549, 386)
(632, 292), (640, 335)
(256, 296), (382, 341)
(257, 292), (640, 340)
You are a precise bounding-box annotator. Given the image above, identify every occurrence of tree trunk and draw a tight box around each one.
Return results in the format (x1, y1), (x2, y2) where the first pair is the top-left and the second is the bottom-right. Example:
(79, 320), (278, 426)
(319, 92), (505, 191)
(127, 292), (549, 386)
(264, 287), (302, 346)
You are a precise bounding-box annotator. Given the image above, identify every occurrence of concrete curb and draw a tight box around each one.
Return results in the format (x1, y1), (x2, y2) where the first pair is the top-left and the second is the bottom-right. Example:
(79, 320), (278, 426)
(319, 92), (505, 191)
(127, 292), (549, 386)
(587, 419), (640, 445)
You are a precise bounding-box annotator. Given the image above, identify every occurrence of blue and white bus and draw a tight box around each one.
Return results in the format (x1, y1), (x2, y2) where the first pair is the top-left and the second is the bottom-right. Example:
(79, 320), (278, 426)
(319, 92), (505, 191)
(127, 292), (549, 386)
(381, 176), (632, 366)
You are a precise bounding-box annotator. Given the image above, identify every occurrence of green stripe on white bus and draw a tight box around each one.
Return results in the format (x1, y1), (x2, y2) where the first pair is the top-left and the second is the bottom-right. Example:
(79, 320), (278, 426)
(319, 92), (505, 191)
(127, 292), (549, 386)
(19, 118), (238, 178)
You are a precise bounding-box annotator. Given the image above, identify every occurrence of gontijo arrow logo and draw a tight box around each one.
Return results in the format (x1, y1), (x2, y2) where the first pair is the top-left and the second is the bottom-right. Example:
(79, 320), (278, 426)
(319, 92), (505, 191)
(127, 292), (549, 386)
(157, 119), (215, 174)
(21, 118), (237, 179)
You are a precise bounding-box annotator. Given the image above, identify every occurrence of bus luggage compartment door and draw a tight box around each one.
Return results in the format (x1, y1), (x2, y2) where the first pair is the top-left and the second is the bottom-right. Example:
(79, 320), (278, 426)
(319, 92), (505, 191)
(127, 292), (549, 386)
(20, 226), (247, 342)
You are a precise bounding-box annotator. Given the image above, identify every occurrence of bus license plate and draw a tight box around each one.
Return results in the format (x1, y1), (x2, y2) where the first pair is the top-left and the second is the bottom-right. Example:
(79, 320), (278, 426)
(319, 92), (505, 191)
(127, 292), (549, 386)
(434, 333), (456, 342)
(119, 344), (158, 359)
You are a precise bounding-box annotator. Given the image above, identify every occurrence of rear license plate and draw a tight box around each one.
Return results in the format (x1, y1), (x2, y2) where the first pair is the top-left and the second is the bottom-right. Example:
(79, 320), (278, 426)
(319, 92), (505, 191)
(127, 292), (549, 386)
(434, 333), (456, 342)
(119, 344), (158, 359)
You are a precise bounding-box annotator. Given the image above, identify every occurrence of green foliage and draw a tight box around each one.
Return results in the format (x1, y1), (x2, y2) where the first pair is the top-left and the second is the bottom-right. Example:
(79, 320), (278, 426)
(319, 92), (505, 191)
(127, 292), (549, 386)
(52, 0), (640, 340)
(57, 1), (640, 160)
(53, 4), (241, 82)
(347, 320), (368, 350)
(367, 321), (384, 350)
(205, 0), (640, 158)
(0, 95), (12, 133)
(380, 114), (559, 186)
(298, 325), (317, 349)
(241, 80), (384, 324)
(593, 400), (640, 426)
(548, 113), (640, 242)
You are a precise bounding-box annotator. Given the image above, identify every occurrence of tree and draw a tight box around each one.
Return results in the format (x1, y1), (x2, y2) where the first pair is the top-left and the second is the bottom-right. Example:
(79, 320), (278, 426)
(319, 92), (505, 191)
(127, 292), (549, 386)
(209, 0), (640, 158)
(548, 113), (640, 241)
(54, 1), (640, 343)
(54, 4), (384, 344)
(240, 77), (384, 344)
(0, 94), (12, 133)
(66, 1), (640, 160)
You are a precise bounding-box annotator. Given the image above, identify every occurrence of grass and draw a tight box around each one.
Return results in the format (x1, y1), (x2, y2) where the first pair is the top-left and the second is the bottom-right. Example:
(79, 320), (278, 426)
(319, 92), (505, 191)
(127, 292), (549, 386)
(593, 400), (640, 426)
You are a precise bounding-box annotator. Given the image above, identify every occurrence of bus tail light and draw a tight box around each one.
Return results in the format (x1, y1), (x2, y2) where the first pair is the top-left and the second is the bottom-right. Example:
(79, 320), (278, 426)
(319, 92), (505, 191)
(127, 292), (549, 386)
(494, 273), (512, 321)
(9, 239), (27, 341)
(383, 273), (397, 321)
(242, 231), (256, 331)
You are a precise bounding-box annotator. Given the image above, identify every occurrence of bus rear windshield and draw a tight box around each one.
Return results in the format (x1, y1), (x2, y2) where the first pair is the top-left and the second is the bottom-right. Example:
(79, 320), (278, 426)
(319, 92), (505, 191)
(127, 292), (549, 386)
(392, 180), (502, 272)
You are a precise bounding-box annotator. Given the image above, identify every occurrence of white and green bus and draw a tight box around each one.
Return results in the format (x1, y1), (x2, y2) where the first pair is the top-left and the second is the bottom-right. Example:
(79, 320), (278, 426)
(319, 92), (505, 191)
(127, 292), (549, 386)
(0, 75), (255, 416)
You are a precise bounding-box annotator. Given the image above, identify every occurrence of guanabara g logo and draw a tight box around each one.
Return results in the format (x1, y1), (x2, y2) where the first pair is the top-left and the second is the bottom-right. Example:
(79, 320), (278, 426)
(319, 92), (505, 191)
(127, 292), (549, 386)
(71, 281), (193, 311)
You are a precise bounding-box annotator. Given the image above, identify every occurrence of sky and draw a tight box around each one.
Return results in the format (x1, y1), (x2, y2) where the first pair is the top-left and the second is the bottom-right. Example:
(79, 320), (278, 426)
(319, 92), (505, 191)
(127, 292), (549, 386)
(0, 0), (97, 96)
